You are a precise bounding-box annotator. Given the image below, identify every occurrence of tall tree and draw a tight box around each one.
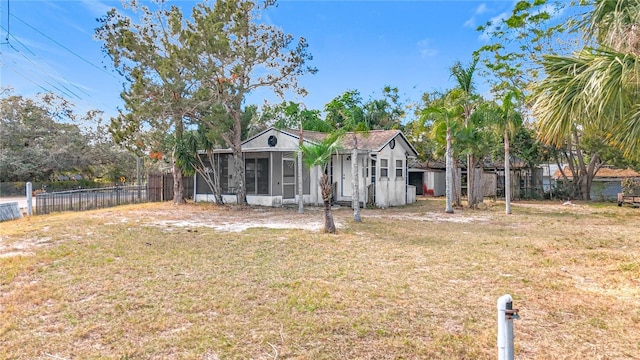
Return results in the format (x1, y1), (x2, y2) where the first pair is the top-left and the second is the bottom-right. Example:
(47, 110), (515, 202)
(325, 90), (366, 222)
(450, 56), (483, 208)
(532, 1), (640, 155)
(475, 0), (579, 96)
(185, 0), (316, 205)
(97, 2), (196, 204)
(422, 102), (463, 214)
(300, 132), (343, 233)
(479, 90), (524, 213)
(0, 93), (127, 182)
(363, 85), (406, 130)
(531, 0), (640, 199)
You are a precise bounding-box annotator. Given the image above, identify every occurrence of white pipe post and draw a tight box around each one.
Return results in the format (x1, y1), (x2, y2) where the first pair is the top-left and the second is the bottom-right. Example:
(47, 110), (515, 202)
(497, 294), (517, 360)
(26, 182), (33, 216)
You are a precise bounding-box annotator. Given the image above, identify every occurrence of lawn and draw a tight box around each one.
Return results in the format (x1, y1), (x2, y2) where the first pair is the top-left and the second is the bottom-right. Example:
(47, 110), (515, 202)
(1, 198), (638, 359)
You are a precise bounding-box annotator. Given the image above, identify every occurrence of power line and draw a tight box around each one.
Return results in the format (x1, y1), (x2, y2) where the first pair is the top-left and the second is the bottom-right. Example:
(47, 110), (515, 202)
(0, 0), (9, 45)
(10, 13), (116, 79)
(0, 24), (89, 99)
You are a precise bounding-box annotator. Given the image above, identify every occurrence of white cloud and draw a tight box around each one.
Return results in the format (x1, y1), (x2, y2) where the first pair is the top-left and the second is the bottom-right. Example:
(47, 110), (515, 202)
(417, 39), (438, 58)
(79, 0), (115, 17)
(464, 3), (488, 29)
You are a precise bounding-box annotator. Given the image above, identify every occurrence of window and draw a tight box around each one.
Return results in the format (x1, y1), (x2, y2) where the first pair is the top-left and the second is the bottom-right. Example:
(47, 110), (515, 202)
(371, 159), (376, 183)
(245, 157), (269, 195)
(220, 153), (233, 194)
(395, 159), (403, 178)
(380, 159), (388, 178)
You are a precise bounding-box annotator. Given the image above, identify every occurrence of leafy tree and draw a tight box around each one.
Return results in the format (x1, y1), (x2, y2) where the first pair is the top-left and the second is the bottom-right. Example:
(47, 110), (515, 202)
(96, 1), (197, 204)
(184, 0), (316, 205)
(404, 91), (442, 164)
(475, 0), (579, 95)
(300, 132), (343, 233)
(363, 85), (406, 130)
(0, 93), (133, 183)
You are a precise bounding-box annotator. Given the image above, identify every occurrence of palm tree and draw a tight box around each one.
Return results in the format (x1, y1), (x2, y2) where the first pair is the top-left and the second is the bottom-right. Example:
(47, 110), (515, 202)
(532, 0), (640, 156)
(450, 56), (481, 208)
(300, 132), (344, 233)
(423, 104), (462, 214)
(481, 91), (523, 214)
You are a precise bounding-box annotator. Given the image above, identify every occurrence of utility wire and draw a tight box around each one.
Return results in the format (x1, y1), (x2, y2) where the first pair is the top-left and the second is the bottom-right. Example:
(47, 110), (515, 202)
(0, 24), (35, 55)
(0, 0), (9, 45)
(4, 56), (80, 99)
(11, 13), (116, 79)
(0, 24), (89, 99)
(2, 63), (52, 94)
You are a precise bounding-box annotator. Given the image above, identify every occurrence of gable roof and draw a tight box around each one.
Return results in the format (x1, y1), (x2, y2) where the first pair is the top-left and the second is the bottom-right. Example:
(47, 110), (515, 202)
(244, 127), (418, 157)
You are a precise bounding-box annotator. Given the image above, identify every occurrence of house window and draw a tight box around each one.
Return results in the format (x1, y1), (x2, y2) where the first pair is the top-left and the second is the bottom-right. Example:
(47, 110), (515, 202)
(396, 159), (403, 178)
(220, 153), (233, 194)
(245, 158), (269, 195)
(380, 159), (388, 178)
(371, 159), (376, 183)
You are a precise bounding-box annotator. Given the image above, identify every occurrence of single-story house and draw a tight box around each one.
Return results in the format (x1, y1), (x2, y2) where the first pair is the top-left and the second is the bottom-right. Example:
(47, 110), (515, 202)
(194, 127), (419, 208)
(552, 167), (640, 201)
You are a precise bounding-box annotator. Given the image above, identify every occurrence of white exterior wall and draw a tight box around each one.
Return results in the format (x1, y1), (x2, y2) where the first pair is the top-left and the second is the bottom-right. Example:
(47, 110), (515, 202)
(374, 142), (411, 207)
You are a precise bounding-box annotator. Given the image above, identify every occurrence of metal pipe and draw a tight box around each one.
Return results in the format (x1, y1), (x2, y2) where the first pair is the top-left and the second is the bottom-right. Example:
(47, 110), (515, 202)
(497, 294), (519, 360)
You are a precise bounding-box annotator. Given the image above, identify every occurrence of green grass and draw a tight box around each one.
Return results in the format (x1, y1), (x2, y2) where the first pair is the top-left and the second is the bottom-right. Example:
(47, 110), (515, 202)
(1, 199), (638, 359)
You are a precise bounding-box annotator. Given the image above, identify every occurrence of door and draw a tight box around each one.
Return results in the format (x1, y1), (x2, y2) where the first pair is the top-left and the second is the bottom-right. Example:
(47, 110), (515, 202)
(341, 155), (352, 198)
(283, 158), (296, 202)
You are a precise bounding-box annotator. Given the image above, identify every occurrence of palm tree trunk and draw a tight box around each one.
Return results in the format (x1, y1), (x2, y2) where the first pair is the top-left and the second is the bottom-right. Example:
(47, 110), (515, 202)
(298, 124), (304, 214)
(445, 126), (454, 214)
(467, 153), (474, 208)
(352, 147), (361, 222)
(504, 130), (512, 214)
(320, 173), (336, 233)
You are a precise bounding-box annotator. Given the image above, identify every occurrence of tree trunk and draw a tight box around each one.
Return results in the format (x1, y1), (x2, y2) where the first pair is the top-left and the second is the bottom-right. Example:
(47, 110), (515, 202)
(453, 159), (462, 207)
(352, 146), (361, 222)
(231, 111), (246, 205)
(504, 130), (511, 214)
(467, 153), (474, 209)
(172, 116), (186, 205)
(172, 152), (185, 204)
(445, 126), (454, 214)
(207, 152), (223, 205)
(320, 173), (336, 233)
(298, 124), (304, 214)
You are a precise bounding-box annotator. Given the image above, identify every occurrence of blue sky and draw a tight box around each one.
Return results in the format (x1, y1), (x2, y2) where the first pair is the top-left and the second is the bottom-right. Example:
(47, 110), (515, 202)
(0, 0), (518, 123)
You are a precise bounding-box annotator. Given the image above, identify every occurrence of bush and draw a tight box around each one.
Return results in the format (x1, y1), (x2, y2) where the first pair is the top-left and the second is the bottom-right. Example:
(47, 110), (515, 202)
(621, 178), (640, 195)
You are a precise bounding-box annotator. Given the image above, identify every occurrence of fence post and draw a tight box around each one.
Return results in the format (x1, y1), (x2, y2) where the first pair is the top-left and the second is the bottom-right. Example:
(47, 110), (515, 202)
(26, 182), (33, 216)
(497, 294), (519, 360)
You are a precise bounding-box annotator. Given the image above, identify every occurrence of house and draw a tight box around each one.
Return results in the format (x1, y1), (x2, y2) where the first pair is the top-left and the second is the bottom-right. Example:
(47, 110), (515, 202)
(193, 127), (419, 208)
(552, 167), (640, 201)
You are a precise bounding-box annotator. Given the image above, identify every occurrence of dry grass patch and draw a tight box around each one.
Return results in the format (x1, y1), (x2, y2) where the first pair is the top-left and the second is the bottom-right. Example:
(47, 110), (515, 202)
(1, 199), (639, 359)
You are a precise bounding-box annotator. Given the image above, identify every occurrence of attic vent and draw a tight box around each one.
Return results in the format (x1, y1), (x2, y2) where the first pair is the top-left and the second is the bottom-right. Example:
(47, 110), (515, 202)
(389, 139), (396, 149)
(268, 135), (278, 147)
